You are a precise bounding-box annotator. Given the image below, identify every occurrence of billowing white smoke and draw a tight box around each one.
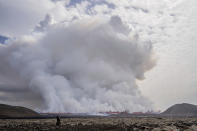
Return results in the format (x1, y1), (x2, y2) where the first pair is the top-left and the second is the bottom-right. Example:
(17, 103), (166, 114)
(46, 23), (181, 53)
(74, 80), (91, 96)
(0, 16), (155, 113)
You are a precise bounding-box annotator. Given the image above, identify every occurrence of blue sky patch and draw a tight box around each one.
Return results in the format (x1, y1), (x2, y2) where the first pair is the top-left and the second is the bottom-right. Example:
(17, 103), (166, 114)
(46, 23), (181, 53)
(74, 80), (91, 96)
(67, 0), (115, 9)
(0, 35), (8, 44)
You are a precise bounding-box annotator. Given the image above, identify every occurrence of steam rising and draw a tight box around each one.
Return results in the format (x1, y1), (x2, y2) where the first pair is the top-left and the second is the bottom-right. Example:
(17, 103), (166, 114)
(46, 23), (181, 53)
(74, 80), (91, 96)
(0, 16), (155, 113)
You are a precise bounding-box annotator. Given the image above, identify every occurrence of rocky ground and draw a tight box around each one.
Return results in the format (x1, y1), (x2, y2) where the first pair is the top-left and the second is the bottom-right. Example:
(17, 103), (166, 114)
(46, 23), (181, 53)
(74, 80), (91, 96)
(0, 117), (197, 131)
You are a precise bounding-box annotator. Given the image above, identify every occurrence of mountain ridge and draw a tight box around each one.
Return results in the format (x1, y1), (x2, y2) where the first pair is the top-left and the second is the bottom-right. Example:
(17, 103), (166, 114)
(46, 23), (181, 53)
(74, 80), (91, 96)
(0, 104), (40, 118)
(162, 103), (197, 116)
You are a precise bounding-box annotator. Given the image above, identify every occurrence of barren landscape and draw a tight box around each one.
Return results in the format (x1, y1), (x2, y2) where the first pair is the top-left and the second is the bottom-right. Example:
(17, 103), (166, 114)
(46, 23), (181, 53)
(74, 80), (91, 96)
(0, 117), (197, 131)
(1, 1), (197, 131)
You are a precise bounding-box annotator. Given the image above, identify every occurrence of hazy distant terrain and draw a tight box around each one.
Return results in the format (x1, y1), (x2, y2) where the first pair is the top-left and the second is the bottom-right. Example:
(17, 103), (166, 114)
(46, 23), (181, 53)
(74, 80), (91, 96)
(1, 103), (197, 118)
(0, 103), (197, 130)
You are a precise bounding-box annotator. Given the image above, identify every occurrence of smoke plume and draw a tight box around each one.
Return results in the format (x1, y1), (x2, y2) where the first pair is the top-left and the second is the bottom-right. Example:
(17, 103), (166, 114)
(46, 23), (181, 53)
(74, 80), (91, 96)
(0, 16), (155, 113)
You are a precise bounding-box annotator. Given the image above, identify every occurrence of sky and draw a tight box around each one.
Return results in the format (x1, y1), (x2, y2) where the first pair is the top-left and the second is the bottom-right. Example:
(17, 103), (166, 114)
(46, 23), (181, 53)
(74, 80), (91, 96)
(0, 0), (197, 112)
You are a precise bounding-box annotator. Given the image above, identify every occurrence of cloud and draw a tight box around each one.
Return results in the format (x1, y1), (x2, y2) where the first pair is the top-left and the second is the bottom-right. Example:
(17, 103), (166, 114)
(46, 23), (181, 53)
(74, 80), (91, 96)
(0, 16), (155, 112)
(34, 14), (55, 32)
(0, 0), (65, 37)
(1, 0), (195, 112)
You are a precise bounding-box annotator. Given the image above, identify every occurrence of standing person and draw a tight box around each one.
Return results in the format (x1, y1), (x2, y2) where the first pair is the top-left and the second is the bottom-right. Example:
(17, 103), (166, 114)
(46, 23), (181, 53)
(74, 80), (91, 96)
(56, 115), (61, 126)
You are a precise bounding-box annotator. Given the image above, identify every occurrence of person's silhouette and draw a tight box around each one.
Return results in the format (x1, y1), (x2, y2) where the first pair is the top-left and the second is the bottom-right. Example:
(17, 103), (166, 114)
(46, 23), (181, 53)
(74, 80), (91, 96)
(56, 116), (61, 126)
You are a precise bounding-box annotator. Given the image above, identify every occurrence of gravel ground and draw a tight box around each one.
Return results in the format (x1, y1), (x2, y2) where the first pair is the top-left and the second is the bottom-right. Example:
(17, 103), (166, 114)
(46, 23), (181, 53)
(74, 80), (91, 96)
(0, 117), (197, 131)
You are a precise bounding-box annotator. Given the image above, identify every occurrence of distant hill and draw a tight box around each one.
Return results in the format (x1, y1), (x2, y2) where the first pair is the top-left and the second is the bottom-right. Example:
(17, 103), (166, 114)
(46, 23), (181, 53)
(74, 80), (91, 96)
(162, 103), (197, 116)
(0, 104), (40, 118)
